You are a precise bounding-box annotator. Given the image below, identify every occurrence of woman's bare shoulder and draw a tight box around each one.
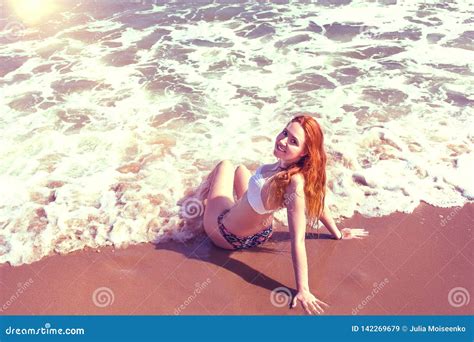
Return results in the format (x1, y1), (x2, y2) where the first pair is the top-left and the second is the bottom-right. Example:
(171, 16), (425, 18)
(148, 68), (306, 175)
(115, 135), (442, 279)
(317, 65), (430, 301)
(290, 172), (304, 183)
(287, 173), (305, 192)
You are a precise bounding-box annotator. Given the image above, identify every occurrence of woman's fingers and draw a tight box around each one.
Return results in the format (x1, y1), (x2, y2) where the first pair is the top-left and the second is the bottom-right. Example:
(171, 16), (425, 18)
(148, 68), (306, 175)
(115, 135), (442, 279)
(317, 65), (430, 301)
(306, 301), (316, 314)
(307, 301), (320, 315)
(301, 299), (317, 315)
(316, 298), (330, 307)
(352, 229), (368, 234)
(291, 296), (298, 308)
(292, 294), (329, 314)
(302, 301), (312, 315)
(344, 228), (368, 233)
(341, 228), (369, 239)
(307, 300), (320, 314)
(312, 301), (323, 314)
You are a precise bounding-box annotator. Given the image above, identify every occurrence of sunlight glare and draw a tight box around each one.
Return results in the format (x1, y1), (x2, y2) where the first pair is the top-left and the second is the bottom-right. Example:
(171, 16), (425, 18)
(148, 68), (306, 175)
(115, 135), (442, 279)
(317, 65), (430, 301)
(8, 0), (59, 25)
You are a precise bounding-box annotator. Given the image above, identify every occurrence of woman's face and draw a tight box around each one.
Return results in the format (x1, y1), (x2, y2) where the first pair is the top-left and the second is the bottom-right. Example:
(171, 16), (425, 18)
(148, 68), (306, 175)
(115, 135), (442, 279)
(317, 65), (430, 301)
(273, 122), (307, 163)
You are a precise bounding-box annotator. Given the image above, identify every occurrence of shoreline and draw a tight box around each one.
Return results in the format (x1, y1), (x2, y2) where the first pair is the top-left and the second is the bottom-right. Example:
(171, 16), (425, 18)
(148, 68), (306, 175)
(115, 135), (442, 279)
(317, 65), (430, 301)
(1, 201), (472, 315)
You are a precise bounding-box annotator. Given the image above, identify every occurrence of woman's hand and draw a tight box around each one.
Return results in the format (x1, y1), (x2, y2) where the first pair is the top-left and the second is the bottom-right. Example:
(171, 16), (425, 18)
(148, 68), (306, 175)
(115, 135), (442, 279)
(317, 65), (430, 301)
(340, 228), (369, 240)
(291, 290), (329, 315)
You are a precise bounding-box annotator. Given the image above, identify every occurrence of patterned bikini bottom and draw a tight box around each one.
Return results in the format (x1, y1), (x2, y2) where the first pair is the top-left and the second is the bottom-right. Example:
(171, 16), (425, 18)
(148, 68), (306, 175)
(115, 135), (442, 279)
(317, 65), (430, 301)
(217, 208), (273, 250)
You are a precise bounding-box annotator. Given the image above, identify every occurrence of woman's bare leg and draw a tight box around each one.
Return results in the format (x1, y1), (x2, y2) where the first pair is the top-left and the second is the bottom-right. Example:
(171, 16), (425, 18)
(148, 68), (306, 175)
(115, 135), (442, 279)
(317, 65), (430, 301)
(234, 165), (251, 200)
(202, 160), (236, 248)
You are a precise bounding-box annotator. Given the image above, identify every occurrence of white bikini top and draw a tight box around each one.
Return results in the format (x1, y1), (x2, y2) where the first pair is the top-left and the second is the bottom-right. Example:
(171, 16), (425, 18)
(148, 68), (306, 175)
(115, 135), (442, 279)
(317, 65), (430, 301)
(247, 165), (275, 215)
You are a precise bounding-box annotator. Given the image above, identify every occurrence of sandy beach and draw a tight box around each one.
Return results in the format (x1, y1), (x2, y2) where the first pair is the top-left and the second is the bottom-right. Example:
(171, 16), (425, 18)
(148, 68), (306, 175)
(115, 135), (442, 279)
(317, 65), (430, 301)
(1, 201), (472, 315)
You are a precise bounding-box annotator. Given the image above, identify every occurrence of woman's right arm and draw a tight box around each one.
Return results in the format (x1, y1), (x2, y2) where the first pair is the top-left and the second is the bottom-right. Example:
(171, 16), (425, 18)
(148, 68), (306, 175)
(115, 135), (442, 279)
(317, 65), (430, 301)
(286, 174), (329, 314)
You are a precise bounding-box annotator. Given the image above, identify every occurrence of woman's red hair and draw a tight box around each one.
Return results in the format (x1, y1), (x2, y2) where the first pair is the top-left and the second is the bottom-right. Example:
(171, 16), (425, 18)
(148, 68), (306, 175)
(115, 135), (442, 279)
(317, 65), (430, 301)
(267, 115), (327, 228)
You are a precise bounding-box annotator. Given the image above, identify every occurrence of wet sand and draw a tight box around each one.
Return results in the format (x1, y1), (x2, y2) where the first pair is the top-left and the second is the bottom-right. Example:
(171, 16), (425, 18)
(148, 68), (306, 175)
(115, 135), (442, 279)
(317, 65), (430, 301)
(0, 202), (472, 315)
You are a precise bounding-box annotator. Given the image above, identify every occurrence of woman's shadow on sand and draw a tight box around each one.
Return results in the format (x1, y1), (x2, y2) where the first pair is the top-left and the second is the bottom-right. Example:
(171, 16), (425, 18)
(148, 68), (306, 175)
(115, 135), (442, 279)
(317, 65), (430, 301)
(153, 195), (334, 296)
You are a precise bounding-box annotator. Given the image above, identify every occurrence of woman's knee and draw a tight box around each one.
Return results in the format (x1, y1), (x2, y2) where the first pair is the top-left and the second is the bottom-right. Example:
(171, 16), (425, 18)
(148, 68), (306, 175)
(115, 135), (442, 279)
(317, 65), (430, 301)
(235, 164), (249, 176)
(218, 159), (234, 170)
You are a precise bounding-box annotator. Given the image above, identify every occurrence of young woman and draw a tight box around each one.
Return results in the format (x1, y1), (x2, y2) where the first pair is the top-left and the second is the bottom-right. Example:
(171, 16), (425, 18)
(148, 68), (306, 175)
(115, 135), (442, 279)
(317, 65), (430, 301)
(202, 115), (368, 314)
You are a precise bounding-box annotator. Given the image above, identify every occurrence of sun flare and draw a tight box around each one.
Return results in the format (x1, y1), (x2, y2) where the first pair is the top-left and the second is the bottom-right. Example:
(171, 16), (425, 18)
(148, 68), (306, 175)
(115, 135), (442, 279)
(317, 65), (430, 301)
(8, 0), (59, 25)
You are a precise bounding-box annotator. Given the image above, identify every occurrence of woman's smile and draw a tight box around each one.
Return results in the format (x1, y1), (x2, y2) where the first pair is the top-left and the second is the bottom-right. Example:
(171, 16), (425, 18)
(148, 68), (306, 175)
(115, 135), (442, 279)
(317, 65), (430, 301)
(276, 143), (286, 153)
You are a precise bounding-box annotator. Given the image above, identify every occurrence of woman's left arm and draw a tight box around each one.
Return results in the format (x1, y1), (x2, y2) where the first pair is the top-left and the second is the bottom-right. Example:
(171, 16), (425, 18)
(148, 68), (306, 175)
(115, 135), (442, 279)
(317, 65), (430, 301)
(320, 203), (369, 240)
(320, 204), (343, 239)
